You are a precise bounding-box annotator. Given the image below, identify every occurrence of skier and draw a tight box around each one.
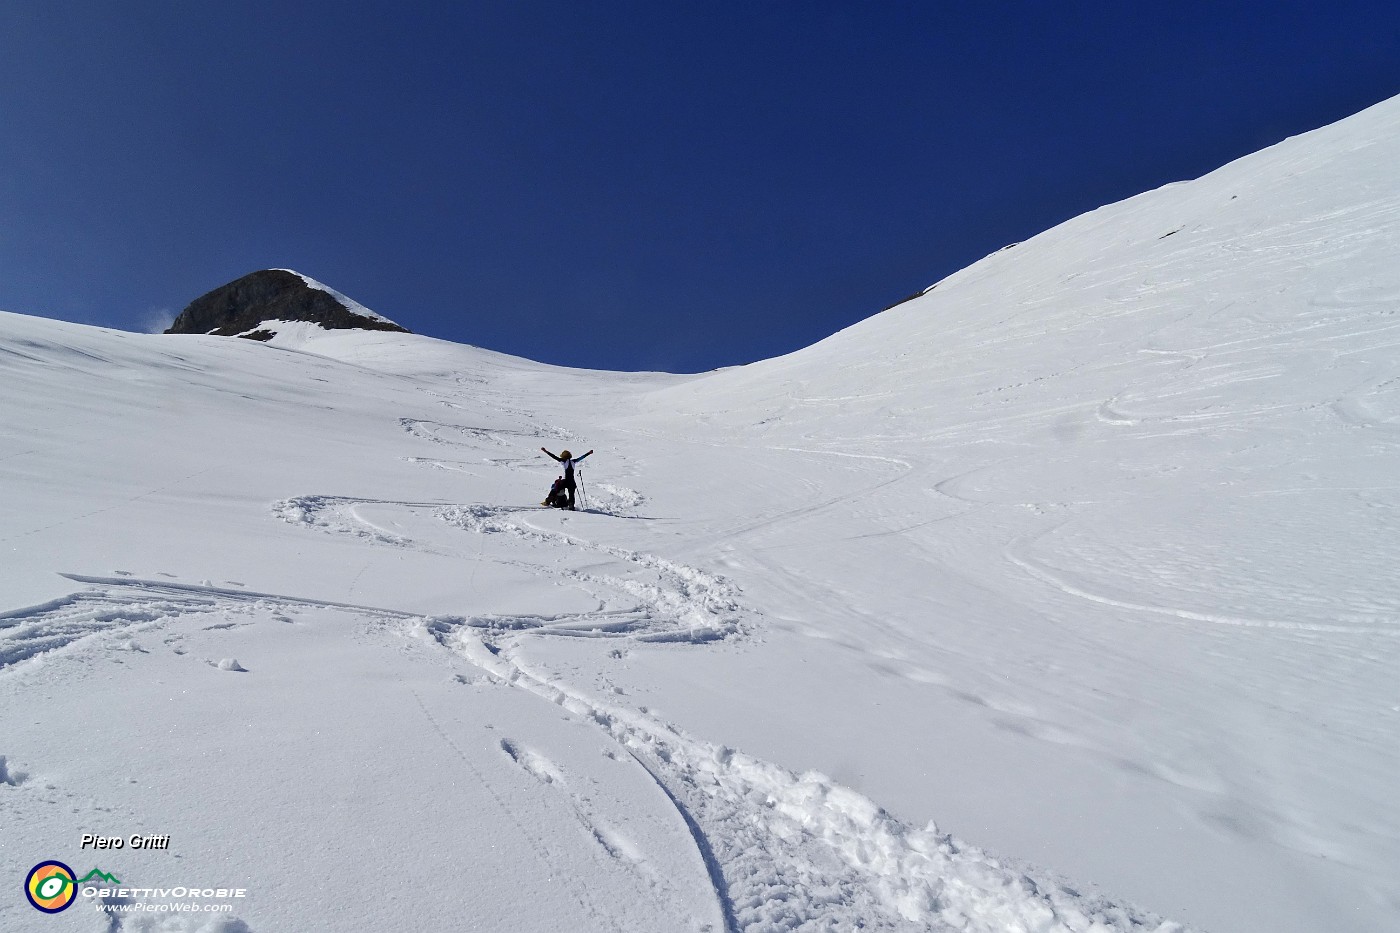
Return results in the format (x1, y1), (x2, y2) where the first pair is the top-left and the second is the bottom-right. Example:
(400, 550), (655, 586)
(540, 447), (592, 510)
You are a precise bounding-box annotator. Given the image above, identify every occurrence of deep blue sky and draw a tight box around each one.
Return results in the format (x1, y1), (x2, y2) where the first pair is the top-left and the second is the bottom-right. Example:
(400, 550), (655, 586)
(2, 3), (1397, 372)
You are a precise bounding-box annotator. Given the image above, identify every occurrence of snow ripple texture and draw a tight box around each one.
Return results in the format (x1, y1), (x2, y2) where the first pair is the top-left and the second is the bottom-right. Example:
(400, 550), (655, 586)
(437, 502), (742, 643)
(273, 495), (743, 643)
(0, 586), (216, 672)
(425, 622), (1187, 933)
(269, 493), (1185, 931)
(3, 567), (1185, 931)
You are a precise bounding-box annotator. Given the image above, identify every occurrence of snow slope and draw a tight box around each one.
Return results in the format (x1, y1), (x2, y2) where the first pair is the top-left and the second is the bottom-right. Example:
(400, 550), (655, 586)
(274, 269), (403, 328)
(3, 93), (1399, 932)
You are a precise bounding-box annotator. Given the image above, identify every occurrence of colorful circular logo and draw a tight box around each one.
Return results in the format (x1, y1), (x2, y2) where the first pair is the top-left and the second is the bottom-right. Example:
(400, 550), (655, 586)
(25, 861), (77, 913)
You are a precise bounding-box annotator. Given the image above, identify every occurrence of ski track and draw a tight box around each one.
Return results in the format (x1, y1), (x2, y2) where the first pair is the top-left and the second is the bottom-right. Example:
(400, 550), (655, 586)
(273, 494), (743, 643)
(0, 483), (1194, 930)
(1005, 532), (1400, 636)
(0, 584), (238, 674)
(0, 367), (1203, 931)
(409, 691), (622, 930)
(269, 491), (1186, 930)
(400, 416), (570, 448)
(491, 732), (728, 929)
(421, 621), (1188, 933)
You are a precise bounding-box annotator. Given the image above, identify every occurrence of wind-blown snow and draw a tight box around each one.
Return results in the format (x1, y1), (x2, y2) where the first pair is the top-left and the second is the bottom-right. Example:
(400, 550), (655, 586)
(3, 94), (1399, 932)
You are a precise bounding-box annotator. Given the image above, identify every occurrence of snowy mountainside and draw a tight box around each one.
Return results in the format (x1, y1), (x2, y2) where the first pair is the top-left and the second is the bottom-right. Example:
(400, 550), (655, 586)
(608, 93), (1400, 932)
(2, 92), (1399, 933)
(0, 311), (1187, 933)
(653, 91), (1400, 434)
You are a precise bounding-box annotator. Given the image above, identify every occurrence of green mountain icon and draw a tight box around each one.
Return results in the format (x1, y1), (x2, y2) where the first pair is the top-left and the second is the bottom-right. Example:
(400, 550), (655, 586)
(76, 868), (121, 885)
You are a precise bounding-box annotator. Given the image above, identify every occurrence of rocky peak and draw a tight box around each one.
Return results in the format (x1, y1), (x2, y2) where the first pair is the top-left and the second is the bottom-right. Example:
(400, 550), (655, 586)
(164, 269), (409, 339)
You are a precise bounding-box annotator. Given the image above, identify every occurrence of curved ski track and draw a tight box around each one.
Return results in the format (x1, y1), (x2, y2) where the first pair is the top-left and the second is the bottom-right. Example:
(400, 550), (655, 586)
(263, 489), (1185, 932)
(0, 454), (1191, 931)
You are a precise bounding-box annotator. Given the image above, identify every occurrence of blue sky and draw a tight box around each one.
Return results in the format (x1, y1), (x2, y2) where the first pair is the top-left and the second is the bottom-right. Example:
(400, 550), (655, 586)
(2, 2), (1397, 372)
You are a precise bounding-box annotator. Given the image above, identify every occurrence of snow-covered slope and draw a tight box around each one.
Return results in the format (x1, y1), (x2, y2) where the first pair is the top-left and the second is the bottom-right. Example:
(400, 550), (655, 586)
(3, 94), (1398, 933)
(615, 93), (1400, 932)
(615, 94), (1400, 932)
(274, 269), (402, 328)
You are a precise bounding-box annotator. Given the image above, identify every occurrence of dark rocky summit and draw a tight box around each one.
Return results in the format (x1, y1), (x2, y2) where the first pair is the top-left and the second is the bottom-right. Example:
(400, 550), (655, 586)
(164, 269), (409, 338)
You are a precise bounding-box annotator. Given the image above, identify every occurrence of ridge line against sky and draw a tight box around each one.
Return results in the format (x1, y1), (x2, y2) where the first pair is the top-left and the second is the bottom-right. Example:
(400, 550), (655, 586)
(2, 2), (1398, 373)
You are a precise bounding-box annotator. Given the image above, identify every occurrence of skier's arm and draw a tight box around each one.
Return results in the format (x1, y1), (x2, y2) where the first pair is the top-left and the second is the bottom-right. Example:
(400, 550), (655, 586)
(576, 449), (594, 461)
(541, 447), (561, 462)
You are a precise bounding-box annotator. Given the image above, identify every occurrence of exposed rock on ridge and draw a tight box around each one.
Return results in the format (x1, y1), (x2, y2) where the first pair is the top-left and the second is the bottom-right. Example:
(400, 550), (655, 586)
(164, 269), (409, 338)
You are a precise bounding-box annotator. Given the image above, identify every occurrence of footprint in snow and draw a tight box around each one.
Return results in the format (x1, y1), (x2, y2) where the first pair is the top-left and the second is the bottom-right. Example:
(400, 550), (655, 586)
(0, 755), (29, 786)
(499, 738), (566, 786)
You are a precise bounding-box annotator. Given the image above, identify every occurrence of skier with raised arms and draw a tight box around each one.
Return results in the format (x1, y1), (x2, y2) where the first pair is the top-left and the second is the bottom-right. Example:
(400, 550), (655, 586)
(540, 447), (592, 510)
